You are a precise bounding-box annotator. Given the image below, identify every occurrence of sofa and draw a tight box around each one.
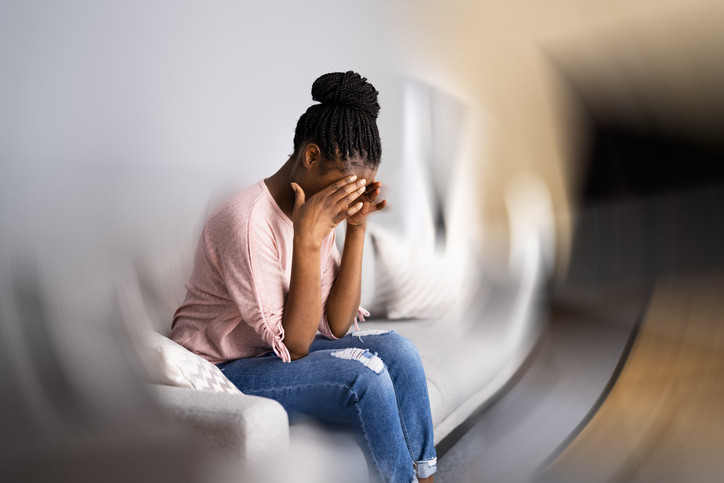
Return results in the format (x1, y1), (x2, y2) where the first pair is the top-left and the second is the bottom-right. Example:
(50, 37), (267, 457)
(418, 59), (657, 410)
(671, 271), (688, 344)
(116, 176), (552, 482)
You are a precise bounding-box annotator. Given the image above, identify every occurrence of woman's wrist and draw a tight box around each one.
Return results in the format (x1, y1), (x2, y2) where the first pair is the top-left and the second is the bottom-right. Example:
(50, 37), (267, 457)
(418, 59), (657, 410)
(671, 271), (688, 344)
(346, 221), (367, 232)
(293, 233), (322, 251)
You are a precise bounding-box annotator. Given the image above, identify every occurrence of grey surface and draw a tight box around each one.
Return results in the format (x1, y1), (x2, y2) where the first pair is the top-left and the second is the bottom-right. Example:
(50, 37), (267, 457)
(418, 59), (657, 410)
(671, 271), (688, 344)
(436, 302), (640, 483)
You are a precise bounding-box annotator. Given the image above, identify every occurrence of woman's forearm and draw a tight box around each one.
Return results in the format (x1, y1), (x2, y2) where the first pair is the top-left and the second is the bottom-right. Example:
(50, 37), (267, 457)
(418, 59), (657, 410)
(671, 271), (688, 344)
(281, 236), (322, 360)
(281, 175), (368, 359)
(326, 223), (366, 338)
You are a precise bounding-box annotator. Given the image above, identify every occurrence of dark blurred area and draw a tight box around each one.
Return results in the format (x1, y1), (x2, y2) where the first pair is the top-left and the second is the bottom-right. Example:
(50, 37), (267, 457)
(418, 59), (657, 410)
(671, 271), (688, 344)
(548, 0), (724, 295)
(583, 123), (724, 201)
(566, 118), (724, 292)
(540, 4), (724, 479)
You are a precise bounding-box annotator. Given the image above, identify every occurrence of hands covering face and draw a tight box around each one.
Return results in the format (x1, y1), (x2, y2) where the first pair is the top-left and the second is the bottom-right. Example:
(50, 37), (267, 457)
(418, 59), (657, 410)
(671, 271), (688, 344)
(290, 175), (386, 247)
(345, 179), (385, 226)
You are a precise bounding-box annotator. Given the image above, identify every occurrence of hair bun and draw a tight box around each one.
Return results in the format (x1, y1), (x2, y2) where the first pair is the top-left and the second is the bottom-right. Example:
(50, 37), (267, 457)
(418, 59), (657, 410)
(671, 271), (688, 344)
(311, 71), (380, 118)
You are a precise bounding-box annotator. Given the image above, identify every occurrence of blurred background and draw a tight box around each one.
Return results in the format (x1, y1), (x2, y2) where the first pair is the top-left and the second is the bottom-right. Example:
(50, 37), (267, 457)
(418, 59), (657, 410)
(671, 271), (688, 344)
(2, 0), (723, 481)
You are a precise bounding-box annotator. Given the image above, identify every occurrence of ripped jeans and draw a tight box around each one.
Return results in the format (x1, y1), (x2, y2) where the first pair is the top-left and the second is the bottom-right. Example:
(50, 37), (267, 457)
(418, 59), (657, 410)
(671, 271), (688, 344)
(216, 330), (437, 482)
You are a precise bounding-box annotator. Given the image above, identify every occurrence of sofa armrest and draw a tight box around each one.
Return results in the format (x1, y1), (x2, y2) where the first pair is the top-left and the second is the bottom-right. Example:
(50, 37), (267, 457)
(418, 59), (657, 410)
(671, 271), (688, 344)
(149, 384), (289, 461)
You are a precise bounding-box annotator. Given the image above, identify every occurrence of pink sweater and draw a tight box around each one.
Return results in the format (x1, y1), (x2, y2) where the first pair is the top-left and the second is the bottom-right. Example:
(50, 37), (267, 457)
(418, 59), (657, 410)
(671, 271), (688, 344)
(170, 180), (367, 364)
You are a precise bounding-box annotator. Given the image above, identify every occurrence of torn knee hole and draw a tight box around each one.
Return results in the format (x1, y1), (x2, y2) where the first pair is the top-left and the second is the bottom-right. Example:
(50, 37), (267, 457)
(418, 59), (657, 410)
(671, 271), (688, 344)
(351, 329), (392, 343)
(330, 348), (385, 374)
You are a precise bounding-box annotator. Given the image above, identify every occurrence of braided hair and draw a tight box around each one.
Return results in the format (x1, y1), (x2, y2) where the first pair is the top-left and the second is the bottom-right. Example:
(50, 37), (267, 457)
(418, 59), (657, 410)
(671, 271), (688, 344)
(293, 71), (381, 169)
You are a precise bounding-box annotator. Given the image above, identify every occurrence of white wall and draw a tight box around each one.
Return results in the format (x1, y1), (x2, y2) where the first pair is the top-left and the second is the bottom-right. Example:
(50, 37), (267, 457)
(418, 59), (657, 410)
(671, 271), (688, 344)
(0, 0), (407, 271)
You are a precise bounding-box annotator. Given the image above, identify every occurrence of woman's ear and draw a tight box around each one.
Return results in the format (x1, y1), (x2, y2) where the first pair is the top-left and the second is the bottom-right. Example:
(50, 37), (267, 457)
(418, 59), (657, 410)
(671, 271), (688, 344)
(302, 143), (322, 170)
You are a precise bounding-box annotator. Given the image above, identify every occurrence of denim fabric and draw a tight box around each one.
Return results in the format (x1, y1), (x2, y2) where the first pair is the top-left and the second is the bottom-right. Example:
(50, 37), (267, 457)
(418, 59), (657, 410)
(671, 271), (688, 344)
(216, 331), (437, 483)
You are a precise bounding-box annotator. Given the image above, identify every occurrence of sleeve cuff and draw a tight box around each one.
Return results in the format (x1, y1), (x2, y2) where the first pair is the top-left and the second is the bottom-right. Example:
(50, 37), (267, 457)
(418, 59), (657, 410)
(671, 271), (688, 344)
(355, 306), (370, 331)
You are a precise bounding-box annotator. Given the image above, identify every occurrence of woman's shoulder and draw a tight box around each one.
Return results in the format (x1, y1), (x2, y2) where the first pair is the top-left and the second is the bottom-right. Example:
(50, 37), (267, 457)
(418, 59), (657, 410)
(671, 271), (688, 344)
(204, 180), (285, 240)
(207, 181), (266, 222)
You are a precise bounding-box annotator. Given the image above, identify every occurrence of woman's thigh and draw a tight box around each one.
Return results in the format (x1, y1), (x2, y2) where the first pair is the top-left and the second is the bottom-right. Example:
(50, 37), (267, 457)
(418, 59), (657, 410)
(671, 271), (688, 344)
(310, 330), (423, 372)
(310, 331), (433, 435)
(217, 348), (394, 425)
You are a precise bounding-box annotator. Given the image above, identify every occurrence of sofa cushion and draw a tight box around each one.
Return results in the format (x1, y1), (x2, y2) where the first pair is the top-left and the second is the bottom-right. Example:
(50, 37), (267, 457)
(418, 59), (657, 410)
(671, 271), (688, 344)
(365, 225), (477, 320)
(144, 332), (242, 395)
(358, 292), (542, 446)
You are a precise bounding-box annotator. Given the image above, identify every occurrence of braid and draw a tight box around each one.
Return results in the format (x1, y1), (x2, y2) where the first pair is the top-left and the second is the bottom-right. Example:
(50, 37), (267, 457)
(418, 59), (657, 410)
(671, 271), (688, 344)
(293, 71), (382, 168)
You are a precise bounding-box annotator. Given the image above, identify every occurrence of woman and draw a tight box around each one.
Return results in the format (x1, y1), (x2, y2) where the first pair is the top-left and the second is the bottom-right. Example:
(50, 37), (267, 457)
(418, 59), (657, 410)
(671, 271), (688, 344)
(170, 71), (437, 482)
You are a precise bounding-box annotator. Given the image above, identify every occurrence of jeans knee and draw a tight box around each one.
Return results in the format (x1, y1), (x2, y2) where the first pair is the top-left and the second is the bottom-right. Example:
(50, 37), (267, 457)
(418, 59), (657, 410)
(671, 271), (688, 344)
(328, 349), (396, 399)
(381, 332), (421, 362)
(352, 329), (417, 353)
(394, 332), (418, 353)
(330, 347), (385, 374)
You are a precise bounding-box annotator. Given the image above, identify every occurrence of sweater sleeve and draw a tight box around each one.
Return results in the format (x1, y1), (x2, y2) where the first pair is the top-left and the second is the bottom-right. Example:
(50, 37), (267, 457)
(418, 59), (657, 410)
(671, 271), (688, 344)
(208, 203), (293, 362)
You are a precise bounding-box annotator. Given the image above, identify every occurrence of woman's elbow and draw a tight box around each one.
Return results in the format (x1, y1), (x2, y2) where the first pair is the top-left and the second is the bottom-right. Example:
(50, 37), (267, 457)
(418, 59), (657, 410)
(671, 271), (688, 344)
(330, 324), (350, 339)
(289, 349), (309, 361)
(285, 338), (311, 360)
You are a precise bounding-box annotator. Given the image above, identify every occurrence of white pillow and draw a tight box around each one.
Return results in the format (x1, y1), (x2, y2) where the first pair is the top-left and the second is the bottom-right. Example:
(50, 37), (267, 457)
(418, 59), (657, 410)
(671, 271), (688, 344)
(144, 332), (242, 395)
(369, 225), (476, 320)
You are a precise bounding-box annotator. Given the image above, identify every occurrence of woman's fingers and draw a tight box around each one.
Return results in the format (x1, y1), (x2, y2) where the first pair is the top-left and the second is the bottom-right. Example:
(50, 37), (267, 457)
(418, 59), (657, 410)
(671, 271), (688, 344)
(333, 201), (364, 225)
(334, 184), (366, 210)
(319, 178), (385, 224)
(370, 199), (387, 213)
(345, 201), (365, 218)
(323, 175), (359, 197)
(362, 182), (381, 202)
(330, 177), (367, 204)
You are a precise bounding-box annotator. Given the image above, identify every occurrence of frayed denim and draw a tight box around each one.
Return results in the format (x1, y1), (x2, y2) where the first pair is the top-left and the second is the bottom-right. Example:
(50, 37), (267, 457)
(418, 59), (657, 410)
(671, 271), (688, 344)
(217, 331), (437, 482)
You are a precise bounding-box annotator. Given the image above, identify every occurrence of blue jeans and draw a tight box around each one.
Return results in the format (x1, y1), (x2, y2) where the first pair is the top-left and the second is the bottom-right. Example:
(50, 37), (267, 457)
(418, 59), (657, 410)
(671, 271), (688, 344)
(216, 330), (437, 482)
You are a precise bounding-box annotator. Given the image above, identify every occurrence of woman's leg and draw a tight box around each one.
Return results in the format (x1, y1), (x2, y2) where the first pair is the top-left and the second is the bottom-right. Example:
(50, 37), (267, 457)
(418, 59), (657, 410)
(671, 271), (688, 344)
(309, 331), (438, 480)
(217, 350), (417, 483)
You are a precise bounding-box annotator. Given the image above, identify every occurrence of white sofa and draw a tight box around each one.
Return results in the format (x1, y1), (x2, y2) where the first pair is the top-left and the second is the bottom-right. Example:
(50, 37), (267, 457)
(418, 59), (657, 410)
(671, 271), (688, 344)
(120, 200), (550, 482)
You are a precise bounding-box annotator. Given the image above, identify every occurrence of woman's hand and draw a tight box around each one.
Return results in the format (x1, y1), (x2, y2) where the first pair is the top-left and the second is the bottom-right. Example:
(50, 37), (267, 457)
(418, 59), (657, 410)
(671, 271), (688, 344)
(345, 180), (386, 227)
(291, 175), (367, 249)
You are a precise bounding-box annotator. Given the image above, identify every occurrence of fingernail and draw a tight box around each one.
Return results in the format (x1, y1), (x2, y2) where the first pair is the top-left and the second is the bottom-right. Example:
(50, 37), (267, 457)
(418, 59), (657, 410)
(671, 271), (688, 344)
(349, 175), (357, 181)
(360, 178), (366, 185)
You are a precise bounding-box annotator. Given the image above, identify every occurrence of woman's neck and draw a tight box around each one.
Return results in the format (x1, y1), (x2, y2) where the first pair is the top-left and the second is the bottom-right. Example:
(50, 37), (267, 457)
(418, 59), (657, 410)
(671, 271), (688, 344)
(264, 158), (297, 220)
